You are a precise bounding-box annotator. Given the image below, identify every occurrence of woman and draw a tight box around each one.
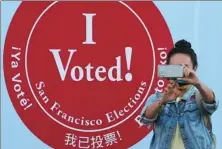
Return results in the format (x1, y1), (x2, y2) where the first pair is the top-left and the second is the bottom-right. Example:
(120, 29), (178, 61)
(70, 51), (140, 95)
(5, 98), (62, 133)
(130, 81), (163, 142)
(140, 39), (218, 149)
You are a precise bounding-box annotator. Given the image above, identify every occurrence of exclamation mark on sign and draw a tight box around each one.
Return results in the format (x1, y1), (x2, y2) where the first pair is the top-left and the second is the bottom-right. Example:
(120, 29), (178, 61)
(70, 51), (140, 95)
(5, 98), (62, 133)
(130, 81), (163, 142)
(12, 47), (21, 50)
(125, 47), (132, 82)
(116, 130), (122, 140)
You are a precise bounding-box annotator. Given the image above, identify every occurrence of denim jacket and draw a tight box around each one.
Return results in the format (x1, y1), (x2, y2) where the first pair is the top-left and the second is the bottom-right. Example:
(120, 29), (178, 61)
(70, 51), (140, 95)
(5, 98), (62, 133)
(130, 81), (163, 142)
(140, 85), (219, 149)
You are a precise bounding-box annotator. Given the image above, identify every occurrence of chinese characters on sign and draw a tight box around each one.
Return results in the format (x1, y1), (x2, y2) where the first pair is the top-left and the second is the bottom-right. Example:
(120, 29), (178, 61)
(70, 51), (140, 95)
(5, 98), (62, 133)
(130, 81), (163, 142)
(65, 131), (122, 148)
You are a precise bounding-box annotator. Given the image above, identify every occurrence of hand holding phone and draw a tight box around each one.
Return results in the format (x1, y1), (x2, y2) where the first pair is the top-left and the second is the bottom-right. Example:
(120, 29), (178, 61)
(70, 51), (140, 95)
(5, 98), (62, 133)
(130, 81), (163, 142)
(158, 64), (190, 87)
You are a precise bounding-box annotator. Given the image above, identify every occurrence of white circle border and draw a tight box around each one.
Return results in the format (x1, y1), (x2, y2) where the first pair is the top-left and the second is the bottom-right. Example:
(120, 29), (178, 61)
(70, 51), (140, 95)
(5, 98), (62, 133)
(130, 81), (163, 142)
(25, 1), (156, 132)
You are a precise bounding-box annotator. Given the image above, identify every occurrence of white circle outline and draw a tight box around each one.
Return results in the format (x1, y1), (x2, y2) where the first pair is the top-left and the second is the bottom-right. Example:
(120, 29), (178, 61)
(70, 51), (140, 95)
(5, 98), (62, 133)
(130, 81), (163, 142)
(25, 1), (156, 132)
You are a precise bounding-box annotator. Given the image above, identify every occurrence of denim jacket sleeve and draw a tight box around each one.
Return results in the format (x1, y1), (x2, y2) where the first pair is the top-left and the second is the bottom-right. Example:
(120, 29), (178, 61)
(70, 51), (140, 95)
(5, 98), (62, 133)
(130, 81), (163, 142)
(196, 89), (219, 114)
(201, 91), (219, 114)
(140, 94), (159, 125)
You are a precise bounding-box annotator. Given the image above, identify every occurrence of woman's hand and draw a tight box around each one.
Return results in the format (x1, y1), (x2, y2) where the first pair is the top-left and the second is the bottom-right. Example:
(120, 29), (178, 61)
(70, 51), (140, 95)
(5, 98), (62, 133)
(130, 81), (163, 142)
(177, 64), (200, 86)
(162, 81), (181, 103)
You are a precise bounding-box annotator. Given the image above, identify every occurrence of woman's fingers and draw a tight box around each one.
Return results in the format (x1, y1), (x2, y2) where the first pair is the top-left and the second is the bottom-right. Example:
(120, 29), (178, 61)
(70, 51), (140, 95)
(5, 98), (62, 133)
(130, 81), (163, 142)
(183, 66), (191, 77)
(173, 88), (181, 96)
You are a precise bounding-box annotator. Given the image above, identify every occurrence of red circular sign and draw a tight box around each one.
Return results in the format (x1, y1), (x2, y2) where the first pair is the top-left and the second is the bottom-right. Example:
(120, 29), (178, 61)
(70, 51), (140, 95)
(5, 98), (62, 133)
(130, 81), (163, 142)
(4, 1), (173, 148)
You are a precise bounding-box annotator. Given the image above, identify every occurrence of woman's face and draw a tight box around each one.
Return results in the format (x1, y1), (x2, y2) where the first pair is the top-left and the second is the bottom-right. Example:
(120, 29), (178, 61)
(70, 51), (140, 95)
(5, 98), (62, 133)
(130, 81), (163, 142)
(169, 53), (195, 70)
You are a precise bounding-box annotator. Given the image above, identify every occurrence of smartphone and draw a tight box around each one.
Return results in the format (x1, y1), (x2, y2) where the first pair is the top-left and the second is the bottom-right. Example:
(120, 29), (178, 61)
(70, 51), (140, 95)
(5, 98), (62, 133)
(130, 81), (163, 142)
(158, 65), (184, 78)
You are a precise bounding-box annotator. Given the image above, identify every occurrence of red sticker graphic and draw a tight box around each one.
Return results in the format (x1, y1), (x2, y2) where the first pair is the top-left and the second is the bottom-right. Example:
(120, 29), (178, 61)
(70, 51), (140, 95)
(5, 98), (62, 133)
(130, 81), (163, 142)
(4, 1), (173, 148)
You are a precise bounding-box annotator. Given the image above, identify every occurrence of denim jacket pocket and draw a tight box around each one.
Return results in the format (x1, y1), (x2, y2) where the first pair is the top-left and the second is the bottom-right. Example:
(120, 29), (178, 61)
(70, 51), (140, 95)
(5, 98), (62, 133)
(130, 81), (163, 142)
(158, 105), (172, 124)
(184, 102), (200, 121)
